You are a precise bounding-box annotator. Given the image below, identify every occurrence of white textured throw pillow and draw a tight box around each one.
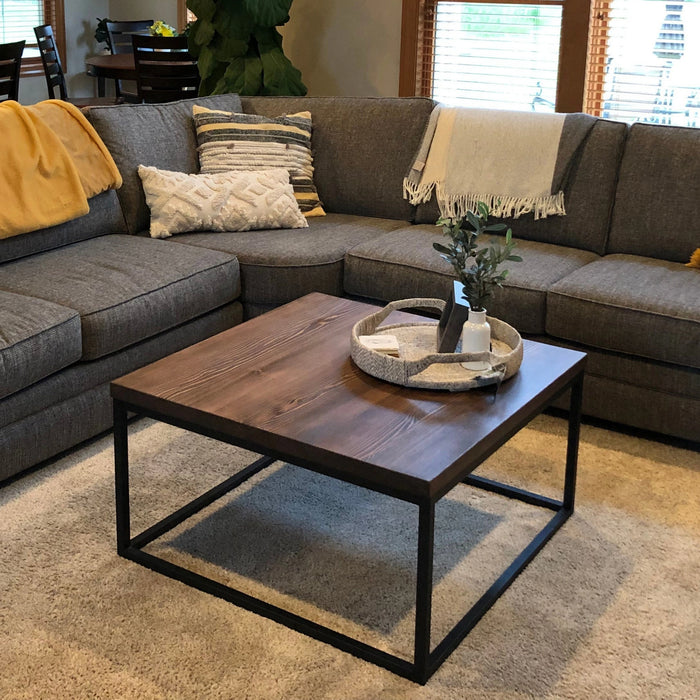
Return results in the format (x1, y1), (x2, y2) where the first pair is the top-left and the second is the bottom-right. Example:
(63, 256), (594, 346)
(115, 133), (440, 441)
(137, 165), (308, 239)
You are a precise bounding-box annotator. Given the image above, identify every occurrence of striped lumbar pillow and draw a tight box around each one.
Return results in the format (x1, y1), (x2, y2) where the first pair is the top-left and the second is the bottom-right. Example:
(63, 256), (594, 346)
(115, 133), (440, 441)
(192, 105), (325, 217)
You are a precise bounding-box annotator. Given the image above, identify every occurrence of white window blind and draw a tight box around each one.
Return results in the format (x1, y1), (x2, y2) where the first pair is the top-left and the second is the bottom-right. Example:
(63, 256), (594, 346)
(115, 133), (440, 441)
(587, 0), (700, 125)
(431, 2), (563, 112)
(0, 0), (43, 44)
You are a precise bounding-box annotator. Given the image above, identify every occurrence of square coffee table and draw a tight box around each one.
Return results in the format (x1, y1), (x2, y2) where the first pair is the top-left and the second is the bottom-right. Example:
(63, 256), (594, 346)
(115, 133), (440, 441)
(111, 292), (585, 684)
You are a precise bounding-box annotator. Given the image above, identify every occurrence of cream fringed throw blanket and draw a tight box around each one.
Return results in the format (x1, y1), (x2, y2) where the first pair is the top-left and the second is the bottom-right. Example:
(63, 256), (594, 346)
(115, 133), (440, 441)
(404, 106), (597, 220)
(0, 100), (122, 239)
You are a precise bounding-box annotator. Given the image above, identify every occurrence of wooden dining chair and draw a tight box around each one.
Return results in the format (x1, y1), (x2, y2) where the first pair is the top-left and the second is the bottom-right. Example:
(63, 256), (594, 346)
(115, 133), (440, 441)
(132, 35), (200, 103)
(106, 20), (154, 54)
(34, 25), (123, 108)
(0, 40), (25, 103)
(106, 19), (153, 101)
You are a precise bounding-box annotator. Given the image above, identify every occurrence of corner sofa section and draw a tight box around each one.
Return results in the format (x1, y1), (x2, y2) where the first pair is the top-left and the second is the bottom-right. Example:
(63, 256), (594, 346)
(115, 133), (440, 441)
(89, 95), (437, 317)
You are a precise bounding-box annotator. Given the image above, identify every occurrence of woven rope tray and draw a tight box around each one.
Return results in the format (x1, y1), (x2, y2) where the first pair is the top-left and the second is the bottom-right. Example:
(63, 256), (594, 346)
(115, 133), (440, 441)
(350, 298), (523, 391)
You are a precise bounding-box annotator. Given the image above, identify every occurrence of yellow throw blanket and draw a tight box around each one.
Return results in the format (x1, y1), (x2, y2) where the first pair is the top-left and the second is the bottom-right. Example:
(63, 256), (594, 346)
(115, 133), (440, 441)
(687, 248), (700, 269)
(0, 100), (122, 240)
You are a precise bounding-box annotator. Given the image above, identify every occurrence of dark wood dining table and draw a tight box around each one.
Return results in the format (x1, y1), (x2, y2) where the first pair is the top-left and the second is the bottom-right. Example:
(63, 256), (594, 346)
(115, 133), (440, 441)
(85, 54), (136, 97)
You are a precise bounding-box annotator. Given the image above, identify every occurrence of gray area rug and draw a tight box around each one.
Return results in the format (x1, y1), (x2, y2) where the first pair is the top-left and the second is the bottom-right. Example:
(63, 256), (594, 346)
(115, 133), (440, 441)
(1, 414), (698, 699)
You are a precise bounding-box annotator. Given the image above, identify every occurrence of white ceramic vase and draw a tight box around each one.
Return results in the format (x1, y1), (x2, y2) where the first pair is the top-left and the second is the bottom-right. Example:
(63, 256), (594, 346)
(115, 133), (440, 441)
(461, 309), (491, 371)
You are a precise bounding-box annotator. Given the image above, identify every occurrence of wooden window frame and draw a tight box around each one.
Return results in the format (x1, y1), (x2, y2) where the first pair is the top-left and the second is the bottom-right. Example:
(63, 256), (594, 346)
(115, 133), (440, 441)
(583, 1), (611, 115)
(177, 0), (197, 32)
(19, 0), (65, 77)
(400, 0), (592, 113)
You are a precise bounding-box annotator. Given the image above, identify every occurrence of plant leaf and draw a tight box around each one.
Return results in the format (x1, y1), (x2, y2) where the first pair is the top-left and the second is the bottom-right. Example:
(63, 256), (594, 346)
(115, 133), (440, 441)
(194, 43), (216, 80)
(466, 211), (481, 230)
(192, 20), (216, 51)
(255, 28), (307, 95)
(243, 0), (293, 27)
(214, 50), (263, 95)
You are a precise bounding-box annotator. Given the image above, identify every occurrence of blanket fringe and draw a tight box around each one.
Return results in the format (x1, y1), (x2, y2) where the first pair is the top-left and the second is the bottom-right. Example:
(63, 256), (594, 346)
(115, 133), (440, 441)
(403, 177), (435, 205)
(436, 187), (566, 221)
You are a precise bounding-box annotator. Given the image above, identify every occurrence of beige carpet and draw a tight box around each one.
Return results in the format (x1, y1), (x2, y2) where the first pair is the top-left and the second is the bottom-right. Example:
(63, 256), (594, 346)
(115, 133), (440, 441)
(1, 414), (698, 699)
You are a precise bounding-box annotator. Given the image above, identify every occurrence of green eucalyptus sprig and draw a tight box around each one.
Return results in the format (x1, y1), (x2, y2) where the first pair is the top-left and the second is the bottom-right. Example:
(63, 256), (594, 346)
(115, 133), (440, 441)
(434, 201), (522, 312)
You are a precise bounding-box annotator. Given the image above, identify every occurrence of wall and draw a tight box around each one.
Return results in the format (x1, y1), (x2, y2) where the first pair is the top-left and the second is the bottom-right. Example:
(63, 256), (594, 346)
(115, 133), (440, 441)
(282, 0), (402, 96)
(108, 0), (177, 28)
(18, 0), (403, 103)
(19, 0), (110, 104)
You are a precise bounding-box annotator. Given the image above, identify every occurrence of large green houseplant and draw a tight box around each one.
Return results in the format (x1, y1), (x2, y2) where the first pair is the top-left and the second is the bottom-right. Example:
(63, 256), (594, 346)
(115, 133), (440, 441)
(186, 0), (306, 96)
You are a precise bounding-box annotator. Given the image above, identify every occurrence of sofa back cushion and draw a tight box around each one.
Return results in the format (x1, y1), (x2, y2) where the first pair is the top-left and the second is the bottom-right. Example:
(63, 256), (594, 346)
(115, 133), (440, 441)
(87, 94), (243, 235)
(240, 96), (436, 221)
(606, 122), (700, 262)
(415, 118), (628, 255)
(0, 190), (126, 264)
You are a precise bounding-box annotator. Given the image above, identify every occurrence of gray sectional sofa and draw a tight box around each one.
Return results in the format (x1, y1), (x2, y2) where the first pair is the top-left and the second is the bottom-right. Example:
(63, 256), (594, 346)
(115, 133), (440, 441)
(1, 93), (698, 484)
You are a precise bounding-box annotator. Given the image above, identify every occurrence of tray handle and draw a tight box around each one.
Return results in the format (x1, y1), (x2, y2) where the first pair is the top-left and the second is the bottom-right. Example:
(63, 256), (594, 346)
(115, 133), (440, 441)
(404, 352), (505, 378)
(361, 298), (447, 331)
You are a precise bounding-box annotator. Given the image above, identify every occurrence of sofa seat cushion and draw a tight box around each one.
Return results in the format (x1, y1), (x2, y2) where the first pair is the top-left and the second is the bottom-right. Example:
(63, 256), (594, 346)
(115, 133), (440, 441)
(0, 291), (82, 399)
(0, 235), (239, 360)
(547, 255), (700, 368)
(169, 213), (404, 307)
(344, 225), (599, 334)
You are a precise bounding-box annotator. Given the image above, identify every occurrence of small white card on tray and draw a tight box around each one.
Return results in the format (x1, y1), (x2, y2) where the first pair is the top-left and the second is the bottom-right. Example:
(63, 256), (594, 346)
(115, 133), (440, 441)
(359, 334), (400, 356)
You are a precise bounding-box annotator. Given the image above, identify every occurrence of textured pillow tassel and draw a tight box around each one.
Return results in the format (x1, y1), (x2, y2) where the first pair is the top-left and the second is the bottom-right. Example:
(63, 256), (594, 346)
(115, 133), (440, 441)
(686, 248), (700, 269)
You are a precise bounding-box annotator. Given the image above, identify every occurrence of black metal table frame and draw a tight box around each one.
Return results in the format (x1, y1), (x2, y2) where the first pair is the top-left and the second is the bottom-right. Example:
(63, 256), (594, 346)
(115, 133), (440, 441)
(113, 372), (583, 685)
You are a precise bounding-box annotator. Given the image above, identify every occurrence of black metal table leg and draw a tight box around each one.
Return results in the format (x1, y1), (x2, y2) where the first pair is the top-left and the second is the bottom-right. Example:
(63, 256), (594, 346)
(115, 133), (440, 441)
(113, 399), (131, 555)
(414, 499), (435, 684)
(564, 373), (584, 511)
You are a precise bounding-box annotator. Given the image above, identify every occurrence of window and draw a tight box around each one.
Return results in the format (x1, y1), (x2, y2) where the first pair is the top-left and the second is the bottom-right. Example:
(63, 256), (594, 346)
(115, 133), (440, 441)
(400, 0), (591, 112)
(0, 0), (64, 77)
(431, 3), (564, 111)
(402, 0), (700, 124)
(586, 0), (700, 126)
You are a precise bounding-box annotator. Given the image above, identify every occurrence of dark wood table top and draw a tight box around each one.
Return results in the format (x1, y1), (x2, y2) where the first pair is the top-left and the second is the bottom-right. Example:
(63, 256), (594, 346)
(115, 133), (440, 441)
(111, 293), (586, 501)
(85, 53), (136, 80)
